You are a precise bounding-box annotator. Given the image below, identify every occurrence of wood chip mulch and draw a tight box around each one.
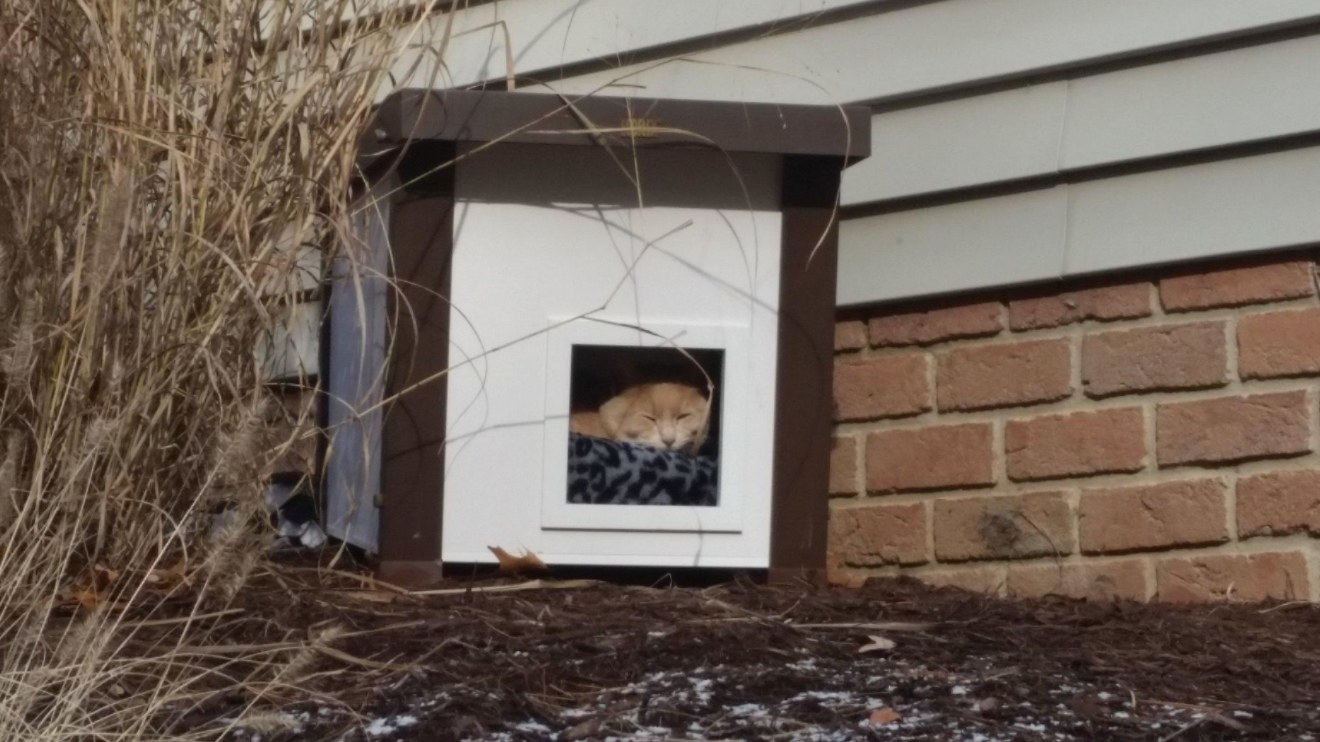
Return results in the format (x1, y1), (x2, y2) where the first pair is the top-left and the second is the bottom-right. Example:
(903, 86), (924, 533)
(154, 560), (1320, 741)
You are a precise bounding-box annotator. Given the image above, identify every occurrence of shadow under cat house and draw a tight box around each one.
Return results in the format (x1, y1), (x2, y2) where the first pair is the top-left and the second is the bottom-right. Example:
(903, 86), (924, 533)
(321, 90), (869, 586)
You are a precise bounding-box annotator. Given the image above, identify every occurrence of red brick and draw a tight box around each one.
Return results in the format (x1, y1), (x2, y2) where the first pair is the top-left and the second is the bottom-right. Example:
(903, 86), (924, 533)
(1156, 391), (1312, 467)
(829, 437), (859, 496)
(1082, 322), (1227, 398)
(936, 339), (1072, 412)
(834, 320), (868, 352)
(828, 503), (928, 567)
(825, 559), (868, 588)
(1005, 408), (1146, 482)
(1156, 552), (1311, 603)
(1007, 560), (1149, 601)
(866, 424), (994, 493)
(1159, 260), (1315, 312)
(917, 567), (1004, 595)
(833, 355), (930, 422)
(1237, 470), (1320, 538)
(868, 303), (1003, 347)
(1238, 307), (1320, 380)
(933, 492), (1074, 562)
(1079, 479), (1229, 554)
(1009, 283), (1152, 331)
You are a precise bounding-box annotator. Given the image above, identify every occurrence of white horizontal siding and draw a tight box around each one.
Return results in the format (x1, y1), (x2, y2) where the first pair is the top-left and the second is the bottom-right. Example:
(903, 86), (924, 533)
(839, 146), (1320, 306)
(1065, 146), (1320, 275)
(838, 188), (1068, 306)
(361, 0), (1320, 306)
(845, 32), (1320, 205)
(1062, 32), (1320, 169)
(843, 83), (1068, 204)
(377, 0), (875, 99)
(537, 0), (1320, 105)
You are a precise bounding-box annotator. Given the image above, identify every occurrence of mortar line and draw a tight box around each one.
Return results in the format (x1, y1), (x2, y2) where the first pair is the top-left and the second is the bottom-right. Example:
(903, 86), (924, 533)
(834, 376), (1319, 434)
(855, 532), (1320, 582)
(860, 294), (1320, 356)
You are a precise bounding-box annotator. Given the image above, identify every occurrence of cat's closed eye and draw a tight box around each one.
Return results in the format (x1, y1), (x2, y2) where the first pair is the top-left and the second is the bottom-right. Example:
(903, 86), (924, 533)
(571, 382), (711, 454)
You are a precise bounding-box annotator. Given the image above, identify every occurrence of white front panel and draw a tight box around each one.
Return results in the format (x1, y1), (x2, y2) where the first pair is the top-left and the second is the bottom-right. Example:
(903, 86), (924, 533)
(442, 146), (782, 568)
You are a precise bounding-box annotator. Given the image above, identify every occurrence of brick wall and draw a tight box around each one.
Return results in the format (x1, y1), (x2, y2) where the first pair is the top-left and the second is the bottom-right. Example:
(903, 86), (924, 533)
(829, 251), (1320, 602)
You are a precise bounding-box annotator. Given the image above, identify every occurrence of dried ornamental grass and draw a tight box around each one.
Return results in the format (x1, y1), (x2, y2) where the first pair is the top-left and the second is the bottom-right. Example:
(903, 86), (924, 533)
(0, 0), (450, 737)
(0, 0), (857, 736)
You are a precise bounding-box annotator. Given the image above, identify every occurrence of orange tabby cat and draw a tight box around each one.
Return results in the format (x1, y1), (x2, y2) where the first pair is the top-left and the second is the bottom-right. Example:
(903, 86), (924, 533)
(570, 382), (710, 454)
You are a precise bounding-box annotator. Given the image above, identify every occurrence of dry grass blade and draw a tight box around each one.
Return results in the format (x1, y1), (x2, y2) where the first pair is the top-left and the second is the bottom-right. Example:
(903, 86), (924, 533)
(410, 579), (601, 596)
(793, 621), (935, 632)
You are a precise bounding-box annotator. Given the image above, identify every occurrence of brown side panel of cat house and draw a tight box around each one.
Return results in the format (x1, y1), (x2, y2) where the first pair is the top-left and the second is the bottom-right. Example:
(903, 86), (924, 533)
(324, 90), (869, 585)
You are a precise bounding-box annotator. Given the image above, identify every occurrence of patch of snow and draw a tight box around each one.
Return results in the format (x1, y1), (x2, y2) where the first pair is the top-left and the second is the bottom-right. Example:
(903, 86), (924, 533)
(559, 708), (593, 719)
(364, 714), (418, 736)
(950, 684), (970, 696)
(788, 690), (863, 707)
(1233, 710), (1254, 719)
(1112, 710), (1130, 719)
(727, 703), (768, 717)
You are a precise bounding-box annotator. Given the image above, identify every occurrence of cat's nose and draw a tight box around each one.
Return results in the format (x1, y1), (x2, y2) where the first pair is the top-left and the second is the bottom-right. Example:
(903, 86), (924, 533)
(660, 429), (677, 447)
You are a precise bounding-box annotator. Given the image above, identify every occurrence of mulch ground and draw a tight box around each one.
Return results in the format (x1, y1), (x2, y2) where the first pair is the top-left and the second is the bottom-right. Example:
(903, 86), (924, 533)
(171, 558), (1320, 741)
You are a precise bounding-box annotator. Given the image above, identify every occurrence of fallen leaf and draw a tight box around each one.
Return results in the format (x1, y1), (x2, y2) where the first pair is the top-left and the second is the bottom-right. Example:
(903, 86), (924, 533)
(858, 634), (896, 653)
(488, 545), (548, 574)
(868, 707), (901, 725)
(67, 588), (101, 609)
(145, 560), (191, 589)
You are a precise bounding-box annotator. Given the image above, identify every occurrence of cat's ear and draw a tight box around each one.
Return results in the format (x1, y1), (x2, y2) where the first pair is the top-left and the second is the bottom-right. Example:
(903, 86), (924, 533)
(598, 392), (632, 437)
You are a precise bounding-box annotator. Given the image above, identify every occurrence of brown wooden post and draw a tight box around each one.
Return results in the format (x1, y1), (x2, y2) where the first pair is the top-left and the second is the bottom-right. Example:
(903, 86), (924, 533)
(768, 155), (844, 585)
(377, 147), (455, 586)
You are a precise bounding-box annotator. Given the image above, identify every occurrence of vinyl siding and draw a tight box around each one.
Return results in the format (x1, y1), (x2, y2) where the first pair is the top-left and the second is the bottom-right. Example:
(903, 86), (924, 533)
(373, 0), (1320, 305)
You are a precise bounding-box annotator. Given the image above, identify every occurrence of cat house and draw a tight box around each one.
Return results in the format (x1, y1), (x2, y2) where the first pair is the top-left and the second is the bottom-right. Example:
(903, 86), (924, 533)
(325, 90), (869, 584)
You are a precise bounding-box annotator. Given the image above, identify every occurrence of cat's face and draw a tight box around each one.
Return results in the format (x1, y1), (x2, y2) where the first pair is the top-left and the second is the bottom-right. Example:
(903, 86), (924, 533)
(599, 382), (709, 454)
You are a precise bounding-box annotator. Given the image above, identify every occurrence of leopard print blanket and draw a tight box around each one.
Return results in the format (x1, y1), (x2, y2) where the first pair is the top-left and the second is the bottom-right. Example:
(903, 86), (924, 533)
(567, 433), (718, 506)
